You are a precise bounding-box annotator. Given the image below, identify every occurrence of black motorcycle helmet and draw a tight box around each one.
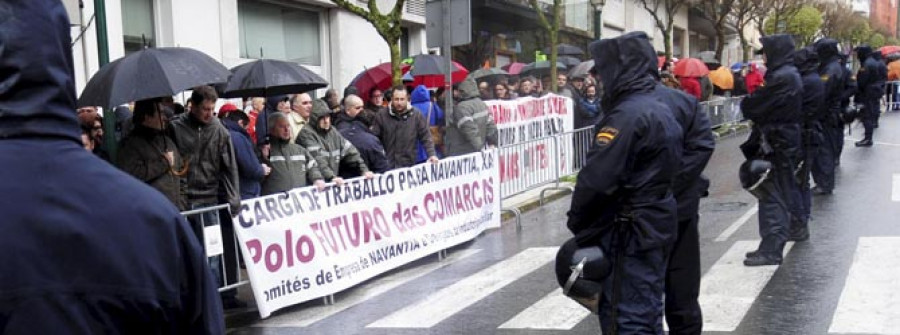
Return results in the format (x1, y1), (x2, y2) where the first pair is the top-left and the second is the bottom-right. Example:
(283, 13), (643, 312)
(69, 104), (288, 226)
(739, 159), (775, 199)
(555, 237), (611, 314)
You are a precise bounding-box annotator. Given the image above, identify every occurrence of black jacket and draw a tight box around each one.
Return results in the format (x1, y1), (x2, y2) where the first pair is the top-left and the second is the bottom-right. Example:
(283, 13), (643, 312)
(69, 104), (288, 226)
(371, 104), (436, 168)
(815, 38), (848, 126)
(170, 113), (240, 211)
(223, 119), (265, 199)
(335, 113), (391, 175)
(856, 46), (888, 100)
(795, 47), (825, 124)
(117, 124), (187, 210)
(741, 34), (803, 125)
(568, 33), (683, 251)
(740, 34), (803, 163)
(0, 1), (223, 333)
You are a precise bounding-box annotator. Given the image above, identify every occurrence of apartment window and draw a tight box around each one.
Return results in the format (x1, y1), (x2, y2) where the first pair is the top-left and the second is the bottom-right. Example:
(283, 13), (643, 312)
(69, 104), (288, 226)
(121, 0), (155, 54)
(564, 0), (591, 32)
(238, 0), (322, 65)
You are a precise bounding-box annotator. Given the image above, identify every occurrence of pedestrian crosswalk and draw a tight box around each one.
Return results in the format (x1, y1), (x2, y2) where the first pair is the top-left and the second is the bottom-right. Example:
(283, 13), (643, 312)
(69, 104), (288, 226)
(249, 239), (900, 334)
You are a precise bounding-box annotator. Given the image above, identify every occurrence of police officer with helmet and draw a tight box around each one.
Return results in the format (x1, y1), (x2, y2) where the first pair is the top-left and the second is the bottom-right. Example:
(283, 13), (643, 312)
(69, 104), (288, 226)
(854, 45), (887, 147)
(791, 46), (825, 241)
(565, 32), (683, 334)
(740, 34), (804, 266)
(811, 38), (847, 194)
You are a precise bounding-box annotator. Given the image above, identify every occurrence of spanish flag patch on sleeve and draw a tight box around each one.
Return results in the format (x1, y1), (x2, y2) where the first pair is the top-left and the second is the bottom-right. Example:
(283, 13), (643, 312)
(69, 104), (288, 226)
(596, 126), (619, 145)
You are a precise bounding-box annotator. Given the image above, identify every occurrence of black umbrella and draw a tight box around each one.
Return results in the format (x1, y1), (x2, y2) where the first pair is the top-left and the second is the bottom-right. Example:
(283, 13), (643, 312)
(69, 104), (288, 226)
(467, 68), (509, 82)
(558, 56), (582, 69)
(410, 54), (450, 76)
(544, 43), (585, 57)
(520, 61), (567, 77)
(77, 47), (230, 107)
(220, 59), (328, 98)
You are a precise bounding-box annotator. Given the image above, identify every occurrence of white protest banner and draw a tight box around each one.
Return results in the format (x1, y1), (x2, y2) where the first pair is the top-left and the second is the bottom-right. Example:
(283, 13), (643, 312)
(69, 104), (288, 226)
(485, 94), (574, 196)
(232, 151), (500, 318)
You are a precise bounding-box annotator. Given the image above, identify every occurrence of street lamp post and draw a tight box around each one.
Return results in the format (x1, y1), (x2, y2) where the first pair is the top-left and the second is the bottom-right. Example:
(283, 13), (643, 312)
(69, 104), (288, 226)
(590, 0), (605, 40)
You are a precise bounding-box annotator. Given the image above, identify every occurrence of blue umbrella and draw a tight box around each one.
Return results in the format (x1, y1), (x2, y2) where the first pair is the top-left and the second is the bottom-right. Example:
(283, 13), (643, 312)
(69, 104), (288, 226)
(730, 62), (745, 72)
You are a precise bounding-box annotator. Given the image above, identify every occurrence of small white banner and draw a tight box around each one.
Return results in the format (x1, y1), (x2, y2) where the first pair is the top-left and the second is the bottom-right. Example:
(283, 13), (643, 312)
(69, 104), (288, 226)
(203, 225), (224, 258)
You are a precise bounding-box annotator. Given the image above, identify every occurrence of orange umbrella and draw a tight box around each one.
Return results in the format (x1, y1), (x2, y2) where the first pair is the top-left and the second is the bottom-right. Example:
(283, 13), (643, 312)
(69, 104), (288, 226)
(673, 58), (709, 77)
(708, 66), (734, 90)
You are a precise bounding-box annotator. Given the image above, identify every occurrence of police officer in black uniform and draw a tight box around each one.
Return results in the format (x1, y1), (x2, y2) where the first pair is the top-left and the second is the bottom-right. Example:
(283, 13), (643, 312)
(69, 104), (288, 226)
(568, 33), (683, 334)
(810, 38), (846, 195)
(792, 46), (824, 241)
(740, 34), (804, 266)
(854, 45), (887, 147)
(618, 32), (715, 335)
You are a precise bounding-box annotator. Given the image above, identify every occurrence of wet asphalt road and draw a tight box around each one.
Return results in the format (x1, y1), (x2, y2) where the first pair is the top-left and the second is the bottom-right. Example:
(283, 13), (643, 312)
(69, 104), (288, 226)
(230, 112), (900, 335)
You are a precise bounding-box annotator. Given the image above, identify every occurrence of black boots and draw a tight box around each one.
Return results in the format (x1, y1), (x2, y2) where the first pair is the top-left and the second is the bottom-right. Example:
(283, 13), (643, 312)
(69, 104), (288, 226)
(855, 139), (873, 147)
(744, 252), (783, 266)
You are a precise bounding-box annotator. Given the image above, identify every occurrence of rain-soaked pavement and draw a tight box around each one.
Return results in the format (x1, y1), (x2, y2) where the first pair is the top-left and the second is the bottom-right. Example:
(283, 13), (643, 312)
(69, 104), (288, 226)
(229, 112), (900, 335)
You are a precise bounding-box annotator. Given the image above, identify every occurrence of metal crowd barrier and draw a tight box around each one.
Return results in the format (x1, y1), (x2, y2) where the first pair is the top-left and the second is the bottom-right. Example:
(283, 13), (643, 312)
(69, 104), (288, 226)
(699, 96), (745, 129)
(181, 204), (250, 293)
(885, 81), (900, 111)
(498, 126), (594, 229)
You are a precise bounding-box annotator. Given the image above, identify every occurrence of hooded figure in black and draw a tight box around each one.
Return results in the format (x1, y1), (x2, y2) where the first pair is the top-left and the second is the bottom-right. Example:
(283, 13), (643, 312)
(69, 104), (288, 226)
(739, 34), (804, 266)
(626, 31), (715, 335)
(0, 1), (223, 333)
(568, 32), (683, 334)
(792, 46), (824, 241)
(811, 38), (846, 194)
(854, 45), (887, 146)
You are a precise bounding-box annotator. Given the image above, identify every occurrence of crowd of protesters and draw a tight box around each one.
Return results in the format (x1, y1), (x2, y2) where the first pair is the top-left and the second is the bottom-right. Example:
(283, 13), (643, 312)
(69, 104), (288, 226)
(74, 78), (501, 309)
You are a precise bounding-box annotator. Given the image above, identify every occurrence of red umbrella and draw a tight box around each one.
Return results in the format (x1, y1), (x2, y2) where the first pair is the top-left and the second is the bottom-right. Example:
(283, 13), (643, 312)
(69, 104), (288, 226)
(351, 62), (411, 102)
(412, 61), (468, 88)
(658, 56), (667, 69)
(880, 45), (900, 57)
(673, 58), (710, 77)
(502, 62), (527, 75)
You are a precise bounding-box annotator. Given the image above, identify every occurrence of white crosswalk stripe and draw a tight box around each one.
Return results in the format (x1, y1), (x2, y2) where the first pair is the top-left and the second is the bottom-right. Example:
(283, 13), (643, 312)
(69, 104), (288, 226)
(366, 247), (557, 328)
(892, 174), (900, 202)
(253, 249), (481, 327)
(829, 237), (900, 334)
(698, 240), (794, 332)
(498, 288), (591, 330)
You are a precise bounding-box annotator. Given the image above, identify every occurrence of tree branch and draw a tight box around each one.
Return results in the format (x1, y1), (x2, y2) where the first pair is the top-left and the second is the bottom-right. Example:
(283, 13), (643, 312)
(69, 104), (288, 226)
(529, 0), (552, 31)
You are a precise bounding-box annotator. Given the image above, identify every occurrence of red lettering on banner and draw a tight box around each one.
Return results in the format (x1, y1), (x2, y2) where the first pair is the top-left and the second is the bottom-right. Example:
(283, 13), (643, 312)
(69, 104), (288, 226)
(245, 231), (317, 273)
(499, 152), (520, 182)
(422, 179), (493, 222)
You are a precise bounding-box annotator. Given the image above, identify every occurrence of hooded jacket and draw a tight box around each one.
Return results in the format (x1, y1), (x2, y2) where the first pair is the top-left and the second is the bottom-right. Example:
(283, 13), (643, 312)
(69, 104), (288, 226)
(371, 98), (436, 168)
(170, 111), (240, 211)
(296, 100), (369, 180)
(223, 119), (265, 199)
(335, 114), (391, 175)
(444, 78), (500, 157)
(262, 136), (323, 195)
(0, 1), (223, 333)
(815, 38), (848, 126)
(740, 34), (803, 164)
(794, 47), (825, 124)
(856, 45), (888, 100)
(410, 85), (445, 162)
(117, 124), (187, 210)
(568, 33), (683, 251)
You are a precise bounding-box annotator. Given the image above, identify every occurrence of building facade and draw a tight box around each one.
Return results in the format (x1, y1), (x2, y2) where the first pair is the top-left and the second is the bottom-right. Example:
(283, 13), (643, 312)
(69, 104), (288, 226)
(65, 0), (428, 98)
(869, 0), (898, 37)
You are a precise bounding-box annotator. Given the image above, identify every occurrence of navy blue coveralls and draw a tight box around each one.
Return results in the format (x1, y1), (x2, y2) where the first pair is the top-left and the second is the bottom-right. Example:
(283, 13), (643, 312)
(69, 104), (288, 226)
(855, 46), (887, 143)
(624, 29), (716, 335)
(811, 39), (846, 192)
(569, 34), (683, 335)
(793, 46), (824, 234)
(0, 1), (224, 333)
(739, 34), (804, 262)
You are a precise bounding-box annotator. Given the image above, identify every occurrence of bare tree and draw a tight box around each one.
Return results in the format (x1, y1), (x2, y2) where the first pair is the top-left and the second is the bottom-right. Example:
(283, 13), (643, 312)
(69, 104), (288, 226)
(529, 0), (562, 91)
(636, 0), (692, 59)
(751, 0), (807, 37)
(331, 0), (407, 86)
(698, 0), (738, 60)
(728, 0), (763, 62)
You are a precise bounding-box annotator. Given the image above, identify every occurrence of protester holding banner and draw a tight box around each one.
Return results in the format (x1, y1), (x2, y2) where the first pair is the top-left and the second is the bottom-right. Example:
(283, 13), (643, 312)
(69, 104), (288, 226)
(336, 95), (392, 175)
(296, 100), (372, 182)
(445, 78), (499, 157)
(371, 86), (438, 168)
(262, 112), (326, 195)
